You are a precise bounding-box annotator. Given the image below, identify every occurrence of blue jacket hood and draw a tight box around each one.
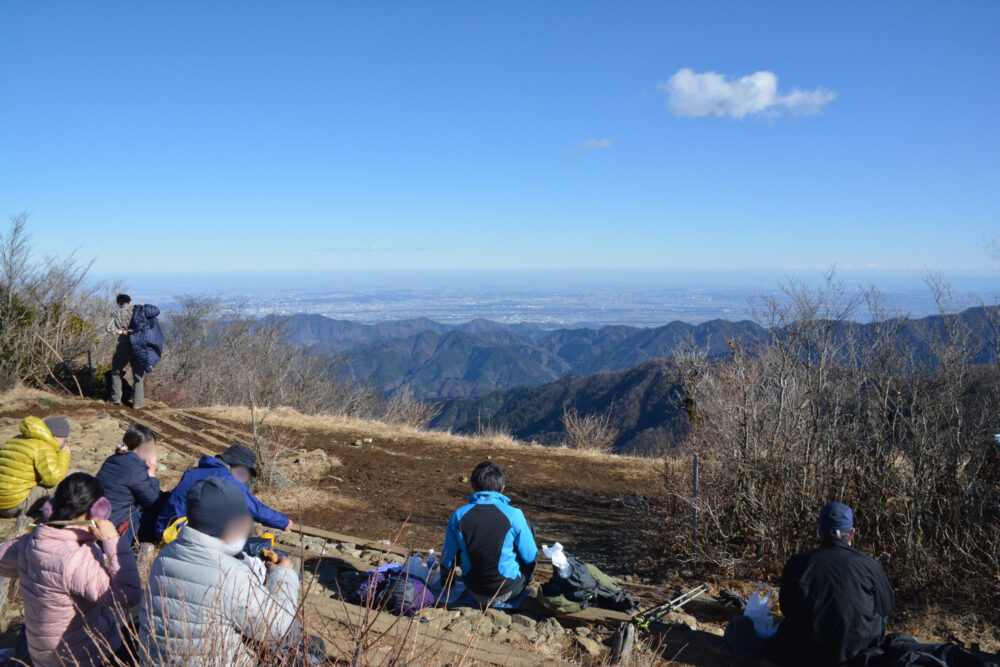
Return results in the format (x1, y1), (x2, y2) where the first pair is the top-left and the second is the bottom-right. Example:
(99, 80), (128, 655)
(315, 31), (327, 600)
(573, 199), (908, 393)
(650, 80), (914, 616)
(467, 491), (510, 505)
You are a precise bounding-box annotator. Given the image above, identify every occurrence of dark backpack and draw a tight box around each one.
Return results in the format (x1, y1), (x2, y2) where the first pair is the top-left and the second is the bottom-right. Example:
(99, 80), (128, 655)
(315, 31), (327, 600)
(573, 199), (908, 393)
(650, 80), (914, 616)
(551, 555), (598, 604)
(538, 555), (637, 614)
(849, 634), (999, 667)
(355, 566), (435, 616)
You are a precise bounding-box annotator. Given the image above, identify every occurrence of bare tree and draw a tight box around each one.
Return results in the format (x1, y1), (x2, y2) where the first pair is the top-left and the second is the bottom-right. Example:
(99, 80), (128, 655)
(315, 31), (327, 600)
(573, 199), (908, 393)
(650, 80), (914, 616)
(561, 405), (619, 453)
(0, 212), (110, 392)
(657, 271), (1000, 606)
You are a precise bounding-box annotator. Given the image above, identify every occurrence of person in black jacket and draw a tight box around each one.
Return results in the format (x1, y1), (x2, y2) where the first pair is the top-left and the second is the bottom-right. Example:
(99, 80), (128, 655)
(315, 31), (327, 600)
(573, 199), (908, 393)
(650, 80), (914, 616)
(772, 502), (895, 667)
(95, 423), (168, 545)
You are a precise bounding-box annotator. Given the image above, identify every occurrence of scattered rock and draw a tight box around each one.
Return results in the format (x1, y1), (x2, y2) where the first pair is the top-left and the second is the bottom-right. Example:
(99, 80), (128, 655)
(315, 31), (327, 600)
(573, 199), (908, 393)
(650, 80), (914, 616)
(351, 440), (362, 447)
(486, 609), (512, 628)
(510, 614), (536, 629)
(703, 624), (725, 637)
(447, 619), (473, 635)
(476, 618), (496, 636)
(362, 438), (373, 444)
(662, 611), (698, 631)
(574, 626), (590, 636)
(96, 410), (110, 420)
(507, 624), (538, 641)
(575, 636), (604, 656)
(157, 463), (167, 472)
(459, 475), (470, 484)
(417, 608), (447, 622)
(536, 617), (564, 639)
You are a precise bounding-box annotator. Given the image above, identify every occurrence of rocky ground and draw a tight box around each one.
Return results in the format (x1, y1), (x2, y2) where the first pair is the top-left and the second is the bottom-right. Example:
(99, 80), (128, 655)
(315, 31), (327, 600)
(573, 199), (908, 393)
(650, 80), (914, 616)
(0, 389), (995, 665)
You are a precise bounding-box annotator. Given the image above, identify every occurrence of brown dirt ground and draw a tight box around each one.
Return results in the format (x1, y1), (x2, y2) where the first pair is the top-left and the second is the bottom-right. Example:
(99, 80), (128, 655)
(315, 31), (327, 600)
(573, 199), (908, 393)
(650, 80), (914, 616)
(0, 390), (996, 665)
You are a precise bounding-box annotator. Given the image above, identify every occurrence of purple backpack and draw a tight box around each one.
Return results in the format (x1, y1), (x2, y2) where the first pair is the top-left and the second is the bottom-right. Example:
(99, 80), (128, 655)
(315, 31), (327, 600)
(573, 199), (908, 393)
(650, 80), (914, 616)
(355, 561), (436, 615)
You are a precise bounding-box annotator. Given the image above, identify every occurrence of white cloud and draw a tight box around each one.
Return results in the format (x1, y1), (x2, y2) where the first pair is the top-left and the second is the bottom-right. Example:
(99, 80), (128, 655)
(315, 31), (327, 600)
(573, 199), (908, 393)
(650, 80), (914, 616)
(658, 68), (836, 119)
(580, 137), (612, 151)
(564, 137), (612, 159)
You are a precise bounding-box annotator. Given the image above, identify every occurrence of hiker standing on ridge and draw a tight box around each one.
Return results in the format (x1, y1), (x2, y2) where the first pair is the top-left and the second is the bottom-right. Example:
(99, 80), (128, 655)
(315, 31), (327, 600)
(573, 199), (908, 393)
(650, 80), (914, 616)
(106, 293), (163, 410)
(771, 502), (894, 667)
(441, 461), (538, 606)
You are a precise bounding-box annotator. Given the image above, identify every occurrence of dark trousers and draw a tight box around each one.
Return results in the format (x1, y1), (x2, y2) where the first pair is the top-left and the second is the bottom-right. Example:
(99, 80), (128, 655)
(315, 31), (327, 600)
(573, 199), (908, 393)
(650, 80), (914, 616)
(110, 336), (144, 408)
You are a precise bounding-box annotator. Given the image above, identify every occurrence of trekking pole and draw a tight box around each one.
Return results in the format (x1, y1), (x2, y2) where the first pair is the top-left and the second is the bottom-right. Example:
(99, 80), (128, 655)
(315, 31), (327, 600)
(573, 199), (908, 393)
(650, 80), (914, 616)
(632, 584), (708, 631)
(610, 584), (709, 665)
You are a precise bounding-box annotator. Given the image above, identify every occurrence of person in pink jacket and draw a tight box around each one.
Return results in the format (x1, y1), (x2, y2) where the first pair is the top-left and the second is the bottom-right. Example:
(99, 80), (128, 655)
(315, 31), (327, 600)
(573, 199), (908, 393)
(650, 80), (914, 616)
(0, 472), (142, 667)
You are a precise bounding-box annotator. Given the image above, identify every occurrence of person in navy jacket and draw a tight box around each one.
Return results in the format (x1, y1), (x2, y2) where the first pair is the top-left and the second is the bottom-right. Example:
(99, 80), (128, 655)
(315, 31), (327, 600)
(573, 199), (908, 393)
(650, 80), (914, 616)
(95, 423), (167, 545)
(441, 461), (538, 605)
(154, 444), (292, 540)
(106, 294), (163, 410)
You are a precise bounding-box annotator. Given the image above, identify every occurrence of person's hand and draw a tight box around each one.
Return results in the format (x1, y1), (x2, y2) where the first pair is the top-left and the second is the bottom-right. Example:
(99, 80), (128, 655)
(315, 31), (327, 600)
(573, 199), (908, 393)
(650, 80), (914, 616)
(284, 519), (294, 532)
(266, 556), (294, 571)
(59, 441), (71, 452)
(90, 519), (118, 541)
(142, 451), (158, 476)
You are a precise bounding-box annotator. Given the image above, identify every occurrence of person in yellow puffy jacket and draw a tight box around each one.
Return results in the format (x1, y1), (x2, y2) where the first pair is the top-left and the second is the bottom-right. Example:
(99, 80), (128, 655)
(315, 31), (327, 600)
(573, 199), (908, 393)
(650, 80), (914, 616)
(0, 417), (73, 518)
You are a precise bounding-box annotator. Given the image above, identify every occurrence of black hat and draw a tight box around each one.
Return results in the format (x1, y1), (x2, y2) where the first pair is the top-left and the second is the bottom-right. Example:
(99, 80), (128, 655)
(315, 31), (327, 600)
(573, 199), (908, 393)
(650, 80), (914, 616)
(44, 417), (71, 439)
(186, 477), (250, 538)
(217, 444), (258, 477)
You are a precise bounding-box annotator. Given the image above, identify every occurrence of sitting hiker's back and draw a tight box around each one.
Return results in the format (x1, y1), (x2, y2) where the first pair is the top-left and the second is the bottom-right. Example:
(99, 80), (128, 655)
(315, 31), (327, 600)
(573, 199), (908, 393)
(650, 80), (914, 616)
(773, 502), (894, 667)
(0, 417), (72, 518)
(441, 461), (537, 604)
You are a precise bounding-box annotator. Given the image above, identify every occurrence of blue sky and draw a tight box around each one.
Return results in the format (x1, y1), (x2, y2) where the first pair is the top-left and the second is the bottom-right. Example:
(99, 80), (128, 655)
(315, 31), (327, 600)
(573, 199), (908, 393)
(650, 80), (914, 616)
(1, 1), (998, 275)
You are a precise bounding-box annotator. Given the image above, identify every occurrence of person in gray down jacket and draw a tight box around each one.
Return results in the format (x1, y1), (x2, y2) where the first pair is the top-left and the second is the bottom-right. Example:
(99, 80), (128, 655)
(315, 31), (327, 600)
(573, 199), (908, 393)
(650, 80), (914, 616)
(138, 477), (300, 666)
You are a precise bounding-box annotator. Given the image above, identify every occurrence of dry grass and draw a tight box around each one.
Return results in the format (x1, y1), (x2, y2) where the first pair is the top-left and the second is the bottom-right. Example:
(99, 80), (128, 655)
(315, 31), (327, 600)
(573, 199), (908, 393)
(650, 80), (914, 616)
(0, 385), (76, 411)
(257, 486), (363, 515)
(193, 404), (658, 468)
(562, 406), (618, 454)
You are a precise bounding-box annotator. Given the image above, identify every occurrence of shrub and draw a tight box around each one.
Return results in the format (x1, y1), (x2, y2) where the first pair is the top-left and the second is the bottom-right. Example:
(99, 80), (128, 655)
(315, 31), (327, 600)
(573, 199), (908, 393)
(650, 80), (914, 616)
(562, 405), (619, 453)
(656, 272), (1000, 613)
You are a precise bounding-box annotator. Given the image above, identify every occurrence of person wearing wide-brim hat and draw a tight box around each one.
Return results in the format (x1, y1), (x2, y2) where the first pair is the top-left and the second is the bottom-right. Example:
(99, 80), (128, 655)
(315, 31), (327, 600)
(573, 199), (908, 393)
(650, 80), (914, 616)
(153, 444), (292, 542)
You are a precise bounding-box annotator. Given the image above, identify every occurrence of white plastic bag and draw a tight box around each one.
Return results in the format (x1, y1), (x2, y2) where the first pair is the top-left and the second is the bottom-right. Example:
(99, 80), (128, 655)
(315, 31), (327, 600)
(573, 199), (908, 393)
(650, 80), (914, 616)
(744, 584), (778, 638)
(542, 543), (572, 578)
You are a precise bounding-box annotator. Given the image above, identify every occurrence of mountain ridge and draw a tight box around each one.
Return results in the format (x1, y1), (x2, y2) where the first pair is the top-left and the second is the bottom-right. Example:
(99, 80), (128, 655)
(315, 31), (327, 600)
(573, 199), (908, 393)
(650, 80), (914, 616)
(282, 306), (1000, 400)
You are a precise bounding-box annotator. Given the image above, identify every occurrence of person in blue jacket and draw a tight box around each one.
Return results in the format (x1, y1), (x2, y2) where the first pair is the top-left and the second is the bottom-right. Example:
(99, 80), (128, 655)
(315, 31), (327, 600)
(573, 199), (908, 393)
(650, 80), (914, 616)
(95, 423), (168, 545)
(154, 444), (292, 540)
(440, 461), (537, 605)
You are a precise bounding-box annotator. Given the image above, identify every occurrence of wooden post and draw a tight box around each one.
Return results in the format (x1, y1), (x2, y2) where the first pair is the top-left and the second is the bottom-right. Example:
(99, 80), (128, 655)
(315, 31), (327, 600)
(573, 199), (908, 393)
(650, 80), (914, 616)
(87, 350), (96, 394)
(692, 453), (699, 545)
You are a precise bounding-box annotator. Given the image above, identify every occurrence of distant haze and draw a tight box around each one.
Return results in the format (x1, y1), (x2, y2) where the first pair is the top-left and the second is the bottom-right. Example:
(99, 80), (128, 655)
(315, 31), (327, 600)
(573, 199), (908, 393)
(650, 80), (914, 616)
(94, 269), (1000, 327)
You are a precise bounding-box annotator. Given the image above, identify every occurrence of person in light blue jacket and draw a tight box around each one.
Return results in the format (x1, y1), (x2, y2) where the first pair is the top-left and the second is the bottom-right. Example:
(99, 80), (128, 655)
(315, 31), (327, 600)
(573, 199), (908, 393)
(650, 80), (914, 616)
(154, 445), (292, 540)
(441, 461), (537, 604)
